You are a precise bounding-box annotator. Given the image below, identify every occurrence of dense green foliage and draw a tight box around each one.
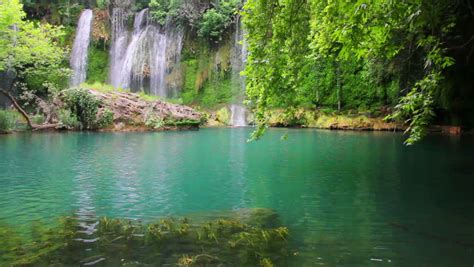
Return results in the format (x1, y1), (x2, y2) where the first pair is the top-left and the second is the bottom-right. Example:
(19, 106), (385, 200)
(149, 0), (169, 25)
(61, 88), (112, 129)
(243, 0), (472, 143)
(141, 0), (242, 40)
(61, 88), (100, 129)
(3, 0), (472, 141)
(5, 0), (243, 107)
(0, 0), (70, 96)
(148, 0), (186, 25)
(86, 46), (109, 84)
(198, 0), (240, 40)
(57, 108), (80, 129)
(22, 0), (84, 25)
(0, 109), (18, 132)
(95, 108), (114, 128)
(180, 40), (234, 108)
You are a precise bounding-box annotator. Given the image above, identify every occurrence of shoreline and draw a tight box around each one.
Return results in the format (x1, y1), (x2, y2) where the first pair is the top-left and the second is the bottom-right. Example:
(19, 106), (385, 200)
(3, 125), (470, 136)
(2, 120), (469, 136)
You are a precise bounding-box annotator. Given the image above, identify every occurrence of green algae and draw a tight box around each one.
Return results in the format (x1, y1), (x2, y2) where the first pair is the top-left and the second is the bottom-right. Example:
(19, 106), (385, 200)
(0, 209), (291, 266)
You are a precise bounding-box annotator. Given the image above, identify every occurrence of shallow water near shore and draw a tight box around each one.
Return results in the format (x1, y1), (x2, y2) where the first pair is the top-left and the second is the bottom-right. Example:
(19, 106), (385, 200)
(0, 128), (473, 266)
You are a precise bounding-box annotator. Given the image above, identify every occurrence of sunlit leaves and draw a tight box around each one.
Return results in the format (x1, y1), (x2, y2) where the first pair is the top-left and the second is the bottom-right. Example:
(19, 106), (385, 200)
(0, 0), (69, 94)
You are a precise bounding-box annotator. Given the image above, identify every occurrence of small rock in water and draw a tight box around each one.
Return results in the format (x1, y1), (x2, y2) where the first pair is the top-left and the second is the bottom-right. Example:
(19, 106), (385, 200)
(81, 255), (106, 266)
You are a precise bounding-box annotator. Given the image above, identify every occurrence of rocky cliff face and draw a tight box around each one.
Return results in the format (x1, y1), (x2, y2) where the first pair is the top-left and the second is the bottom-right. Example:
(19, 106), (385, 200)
(86, 89), (202, 130)
(89, 89), (200, 121)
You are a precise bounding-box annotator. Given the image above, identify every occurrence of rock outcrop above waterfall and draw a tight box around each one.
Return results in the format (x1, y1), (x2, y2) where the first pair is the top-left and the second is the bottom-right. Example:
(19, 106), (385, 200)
(85, 89), (201, 130)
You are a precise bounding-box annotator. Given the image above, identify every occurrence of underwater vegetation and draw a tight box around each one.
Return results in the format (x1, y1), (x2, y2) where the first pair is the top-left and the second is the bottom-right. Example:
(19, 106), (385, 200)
(0, 208), (290, 266)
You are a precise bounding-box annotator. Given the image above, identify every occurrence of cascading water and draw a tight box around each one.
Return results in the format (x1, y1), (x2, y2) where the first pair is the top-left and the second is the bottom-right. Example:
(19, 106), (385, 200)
(109, 7), (129, 88)
(230, 16), (248, 126)
(165, 27), (184, 97)
(70, 9), (93, 86)
(109, 8), (183, 98)
(150, 27), (167, 96)
(117, 8), (150, 90)
(151, 22), (184, 97)
(230, 104), (247, 127)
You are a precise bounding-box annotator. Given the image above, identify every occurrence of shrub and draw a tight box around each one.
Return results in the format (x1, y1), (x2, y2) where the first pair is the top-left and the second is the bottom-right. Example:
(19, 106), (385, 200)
(95, 108), (114, 129)
(61, 88), (116, 130)
(149, 0), (168, 25)
(0, 110), (18, 132)
(30, 114), (44, 125)
(61, 88), (101, 129)
(197, 0), (240, 40)
(57, 108), (80, 129)
(200, 113), (209, 125)
(145, 116), (165, 129)
(198, 9), (228, 39)
(96, 0), (110, 9)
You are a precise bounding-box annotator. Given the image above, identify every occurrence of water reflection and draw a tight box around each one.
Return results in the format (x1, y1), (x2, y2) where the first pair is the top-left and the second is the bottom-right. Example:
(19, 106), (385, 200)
(0, 129), (472, 266)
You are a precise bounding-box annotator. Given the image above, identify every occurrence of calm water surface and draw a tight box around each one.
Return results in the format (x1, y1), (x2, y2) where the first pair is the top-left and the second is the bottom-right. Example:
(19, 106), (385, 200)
(0, 128), (473, 266)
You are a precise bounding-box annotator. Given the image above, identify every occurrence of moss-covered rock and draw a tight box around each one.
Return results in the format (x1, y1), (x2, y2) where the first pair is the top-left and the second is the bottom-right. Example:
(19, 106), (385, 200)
(180, 36), (234, 108)
(311, 114), (403, 131)
(216, 106), (231, 125)
(265, 109), (405, 131)
(267, 109), (308, 127)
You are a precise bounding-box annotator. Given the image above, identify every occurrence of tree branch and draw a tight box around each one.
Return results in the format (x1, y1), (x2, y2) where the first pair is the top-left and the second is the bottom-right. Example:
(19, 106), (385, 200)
(0, 88), (33, 129)
(0, 88), (59, 130)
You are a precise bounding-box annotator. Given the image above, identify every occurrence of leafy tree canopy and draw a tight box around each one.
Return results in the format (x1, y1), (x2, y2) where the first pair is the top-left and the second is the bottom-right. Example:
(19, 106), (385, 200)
(243, 0), (460, 144)
(0, 0), (69, 95)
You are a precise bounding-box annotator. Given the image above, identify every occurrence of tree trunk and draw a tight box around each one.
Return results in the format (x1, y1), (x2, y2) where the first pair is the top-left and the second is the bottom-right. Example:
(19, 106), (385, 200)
(0, 88), (33, 128)
(0, 88), (59, 131)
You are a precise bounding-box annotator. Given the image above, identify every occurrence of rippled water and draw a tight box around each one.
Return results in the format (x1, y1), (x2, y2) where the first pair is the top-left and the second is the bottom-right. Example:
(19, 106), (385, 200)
(0, 128), (473, 266)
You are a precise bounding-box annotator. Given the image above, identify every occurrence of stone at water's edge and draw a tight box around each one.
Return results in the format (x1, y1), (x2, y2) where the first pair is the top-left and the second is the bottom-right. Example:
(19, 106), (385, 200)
(435, 125), (462, 135)
(86, 89), (201, 129)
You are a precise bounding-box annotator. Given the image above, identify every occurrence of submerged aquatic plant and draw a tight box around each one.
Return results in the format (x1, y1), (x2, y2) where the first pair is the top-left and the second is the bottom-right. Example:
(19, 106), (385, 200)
(0, 209), (291, 266)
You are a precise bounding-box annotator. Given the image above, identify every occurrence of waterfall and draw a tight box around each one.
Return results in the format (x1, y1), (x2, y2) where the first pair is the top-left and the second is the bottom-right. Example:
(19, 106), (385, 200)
(150, 27), (167, 96)
(230, 16), (248, 126)
(70, 9), (93, 86)
(230, 104), (247, 127)
(117, 9), (150, 90)
(109, 9), (183, 98)
(109, 7), (129, 88)
(151, 22), (184, 97)
(165, 27), (184, 97)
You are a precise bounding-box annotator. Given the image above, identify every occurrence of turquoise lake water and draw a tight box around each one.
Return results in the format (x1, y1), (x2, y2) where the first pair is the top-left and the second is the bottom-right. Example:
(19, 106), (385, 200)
(0, 128), (473, 266)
